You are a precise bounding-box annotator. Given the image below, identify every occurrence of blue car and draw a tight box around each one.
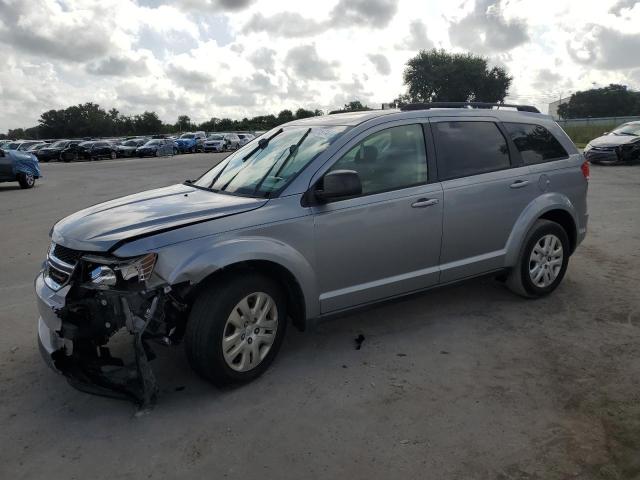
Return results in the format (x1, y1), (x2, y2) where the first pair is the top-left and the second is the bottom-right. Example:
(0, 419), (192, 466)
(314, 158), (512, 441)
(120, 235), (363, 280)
(0, 148), (41, 189)
(174, 132), (206, 153)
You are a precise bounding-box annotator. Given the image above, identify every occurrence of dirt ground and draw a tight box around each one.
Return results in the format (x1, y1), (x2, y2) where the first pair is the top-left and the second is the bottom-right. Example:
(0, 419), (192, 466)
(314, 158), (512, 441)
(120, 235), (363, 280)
(0, 154), (638, 480)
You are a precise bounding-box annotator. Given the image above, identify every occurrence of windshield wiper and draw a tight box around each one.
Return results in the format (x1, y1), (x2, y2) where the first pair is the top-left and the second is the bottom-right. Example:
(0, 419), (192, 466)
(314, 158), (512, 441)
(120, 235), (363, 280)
(205, 129), (284, 191)
(253, 128), (311, 196)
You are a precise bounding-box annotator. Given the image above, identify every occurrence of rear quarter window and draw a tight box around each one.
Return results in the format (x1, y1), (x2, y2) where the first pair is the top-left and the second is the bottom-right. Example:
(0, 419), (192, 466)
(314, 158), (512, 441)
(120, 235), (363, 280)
(503, 123), (568, 165)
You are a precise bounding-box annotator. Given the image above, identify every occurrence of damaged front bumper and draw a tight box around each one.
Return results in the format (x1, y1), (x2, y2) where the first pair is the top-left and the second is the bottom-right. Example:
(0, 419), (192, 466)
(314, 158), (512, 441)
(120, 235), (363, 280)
(35, 269), (178, 408)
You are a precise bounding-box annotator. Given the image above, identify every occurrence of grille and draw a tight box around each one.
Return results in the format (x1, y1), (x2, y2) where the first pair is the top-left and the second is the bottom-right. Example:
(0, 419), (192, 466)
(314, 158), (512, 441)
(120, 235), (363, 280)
(47, 263), (70, 285)
(52, 243), (83, 265)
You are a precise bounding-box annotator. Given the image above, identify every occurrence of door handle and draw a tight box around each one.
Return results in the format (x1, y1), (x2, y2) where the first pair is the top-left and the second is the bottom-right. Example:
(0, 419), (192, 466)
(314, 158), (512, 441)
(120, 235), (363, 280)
(411, 198), (439, 208)
(509, 180), (530, 189)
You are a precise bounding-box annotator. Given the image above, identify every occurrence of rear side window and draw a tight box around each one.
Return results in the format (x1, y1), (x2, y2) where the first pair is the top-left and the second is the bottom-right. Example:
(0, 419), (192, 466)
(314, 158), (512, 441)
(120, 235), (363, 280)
(432, 121), (510, 180)
(504, 123), (568, 164)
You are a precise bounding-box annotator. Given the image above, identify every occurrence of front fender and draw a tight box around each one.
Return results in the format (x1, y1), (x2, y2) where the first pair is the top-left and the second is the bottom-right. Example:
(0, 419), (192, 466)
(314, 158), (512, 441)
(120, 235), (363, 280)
(156, 236), (320, 318)
(504, 192), (578, 267)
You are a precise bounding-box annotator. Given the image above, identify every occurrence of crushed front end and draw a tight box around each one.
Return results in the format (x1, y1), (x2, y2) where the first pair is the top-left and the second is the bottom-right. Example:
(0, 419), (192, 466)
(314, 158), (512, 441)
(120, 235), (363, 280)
(36, 242), (186, 408)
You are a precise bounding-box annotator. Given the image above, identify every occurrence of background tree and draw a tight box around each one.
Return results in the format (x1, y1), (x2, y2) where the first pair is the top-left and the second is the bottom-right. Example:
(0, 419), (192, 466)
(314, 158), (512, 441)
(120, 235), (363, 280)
(398, 49), (512, 104)
(277, 109), (295, 123)
(328, 100), (371, 114)
(175, 115), (193, 132)
(557, 84), (640, 119)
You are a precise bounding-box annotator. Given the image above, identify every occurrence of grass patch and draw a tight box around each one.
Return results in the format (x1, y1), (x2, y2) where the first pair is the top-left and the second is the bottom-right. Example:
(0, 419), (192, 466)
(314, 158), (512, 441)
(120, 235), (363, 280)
(561, 124), (617, 145)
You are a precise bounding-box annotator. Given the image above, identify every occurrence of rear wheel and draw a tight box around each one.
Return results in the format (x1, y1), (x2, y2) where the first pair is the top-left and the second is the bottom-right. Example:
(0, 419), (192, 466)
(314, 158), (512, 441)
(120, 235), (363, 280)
(185, 273), (287, 386)
(506, 219), (570, 298)
(17, 172), (35, 189)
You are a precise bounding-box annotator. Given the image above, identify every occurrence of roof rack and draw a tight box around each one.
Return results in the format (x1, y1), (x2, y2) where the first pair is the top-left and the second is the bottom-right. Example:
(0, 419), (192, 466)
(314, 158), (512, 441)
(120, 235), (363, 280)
(400, 102), (540, 113)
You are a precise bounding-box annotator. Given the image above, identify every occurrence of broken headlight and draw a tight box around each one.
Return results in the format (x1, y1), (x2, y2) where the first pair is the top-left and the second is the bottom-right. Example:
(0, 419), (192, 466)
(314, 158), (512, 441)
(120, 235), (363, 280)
(117, 253), (158, 282)
(83, 252), (158, 285)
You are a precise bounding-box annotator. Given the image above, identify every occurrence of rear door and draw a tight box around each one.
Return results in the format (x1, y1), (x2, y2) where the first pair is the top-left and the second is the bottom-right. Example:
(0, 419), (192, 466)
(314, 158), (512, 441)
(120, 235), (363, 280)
(431, 117), (537, 282)
(312, 121), (443, 313)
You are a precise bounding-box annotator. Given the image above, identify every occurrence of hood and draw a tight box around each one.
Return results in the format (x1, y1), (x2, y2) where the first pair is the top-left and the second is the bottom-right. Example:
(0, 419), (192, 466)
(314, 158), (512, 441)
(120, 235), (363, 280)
(51, 184), (267, 252)
(589, 134), (639, 147)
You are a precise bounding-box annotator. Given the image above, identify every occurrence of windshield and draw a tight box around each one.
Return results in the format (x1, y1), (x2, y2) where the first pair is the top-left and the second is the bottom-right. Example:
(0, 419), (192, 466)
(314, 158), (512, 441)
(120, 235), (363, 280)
(193, 125), (347, 197)
(611, 123), (640, 136)
(121, 140), (138, 146)
(207, 135), (223, 140)
(145, 140), (161, 145)
(180, 133), (195, 139)
(50, 140), (68, 148)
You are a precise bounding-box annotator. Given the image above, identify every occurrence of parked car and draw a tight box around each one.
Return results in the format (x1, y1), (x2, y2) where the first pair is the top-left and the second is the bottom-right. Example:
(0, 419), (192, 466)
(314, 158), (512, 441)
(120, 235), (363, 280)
(237, 133), (255, 147)
(174, 132), (206, 153)
(36, 140), (81, 162)
(117, 138), (148, 157)
(2, 141), (23, 150)
(202, 134), (226, 152)
(16, 141), (43, 151)
(60, 141), (116, 161)
(584, 121), (640, 165)
(136, 139), (177, 157)
(35, 103), (588, 406)
(0, 148), (41, 189)
(26, 143), (48, 152)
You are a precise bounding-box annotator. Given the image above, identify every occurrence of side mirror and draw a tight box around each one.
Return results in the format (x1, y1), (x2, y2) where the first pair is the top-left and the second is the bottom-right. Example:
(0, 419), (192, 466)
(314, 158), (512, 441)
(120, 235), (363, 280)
(315, 170), (362, 203)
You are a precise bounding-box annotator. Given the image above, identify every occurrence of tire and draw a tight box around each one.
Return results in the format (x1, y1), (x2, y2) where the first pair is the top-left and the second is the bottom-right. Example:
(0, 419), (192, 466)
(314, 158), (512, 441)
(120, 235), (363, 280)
(173, 148), (178, 156)
(155, 149), (160, 157)
(110, 151), (116, 159)
(506, 219), (570, 298)
(17, 172), (35, 189)
(185, 273), (287, 387)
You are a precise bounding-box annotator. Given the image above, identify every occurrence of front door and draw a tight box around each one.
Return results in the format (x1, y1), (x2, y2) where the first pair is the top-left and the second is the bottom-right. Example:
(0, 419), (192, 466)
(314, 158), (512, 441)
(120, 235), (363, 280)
(312, 122), (443, 313)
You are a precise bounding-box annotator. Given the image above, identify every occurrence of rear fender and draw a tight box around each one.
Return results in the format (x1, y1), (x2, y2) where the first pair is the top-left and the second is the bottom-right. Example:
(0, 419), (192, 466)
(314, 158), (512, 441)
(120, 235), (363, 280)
(504, 193), (578, 267)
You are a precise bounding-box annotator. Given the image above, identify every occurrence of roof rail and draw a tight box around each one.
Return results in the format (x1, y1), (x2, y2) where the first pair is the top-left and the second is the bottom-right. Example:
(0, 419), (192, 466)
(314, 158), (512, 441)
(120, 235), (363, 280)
(400, 102), (540, 113)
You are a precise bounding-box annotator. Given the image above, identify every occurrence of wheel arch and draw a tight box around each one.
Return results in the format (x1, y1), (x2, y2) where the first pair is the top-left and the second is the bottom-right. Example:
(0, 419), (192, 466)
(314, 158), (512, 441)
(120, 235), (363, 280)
(505, 193), (579, 267)
(186, 260), (307, 331)
(160, 237), (319, 330)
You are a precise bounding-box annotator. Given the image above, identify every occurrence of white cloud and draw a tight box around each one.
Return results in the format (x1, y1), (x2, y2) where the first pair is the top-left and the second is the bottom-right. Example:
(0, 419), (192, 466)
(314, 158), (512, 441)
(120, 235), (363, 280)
(0, 0), (639, 132)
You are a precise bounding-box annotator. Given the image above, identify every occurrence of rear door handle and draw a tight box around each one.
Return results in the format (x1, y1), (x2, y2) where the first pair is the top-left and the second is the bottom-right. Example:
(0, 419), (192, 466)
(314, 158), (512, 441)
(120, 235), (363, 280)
(411, 198), (439, 208)
(510, 180), (530, 189)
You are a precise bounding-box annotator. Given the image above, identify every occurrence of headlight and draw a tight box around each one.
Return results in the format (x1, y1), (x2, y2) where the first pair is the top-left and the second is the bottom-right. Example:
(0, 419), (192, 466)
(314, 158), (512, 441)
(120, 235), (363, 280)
(117, 253), (158, 282)
(90, 265), (117, 287)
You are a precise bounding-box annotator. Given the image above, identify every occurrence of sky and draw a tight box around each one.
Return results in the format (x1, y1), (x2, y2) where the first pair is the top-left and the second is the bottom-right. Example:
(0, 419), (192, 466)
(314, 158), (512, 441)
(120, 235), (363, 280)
(1, 0), (639, 132)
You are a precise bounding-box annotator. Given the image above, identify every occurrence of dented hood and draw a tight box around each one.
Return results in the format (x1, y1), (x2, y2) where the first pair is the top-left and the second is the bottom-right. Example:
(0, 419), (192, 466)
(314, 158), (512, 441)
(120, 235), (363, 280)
(51, 183), (267, 252)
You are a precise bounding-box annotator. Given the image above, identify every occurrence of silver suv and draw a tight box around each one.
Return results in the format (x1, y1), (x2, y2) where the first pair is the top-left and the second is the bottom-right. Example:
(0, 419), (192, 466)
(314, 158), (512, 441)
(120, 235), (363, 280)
(35, 103), (589, 406)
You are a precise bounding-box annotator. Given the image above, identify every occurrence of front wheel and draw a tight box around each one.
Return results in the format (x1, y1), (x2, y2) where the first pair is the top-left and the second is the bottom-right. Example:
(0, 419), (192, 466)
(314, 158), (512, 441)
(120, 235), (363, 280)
(506, 219), (570, 298)
(185, 273), (287, 386)
(17, 172), (35, 189)
(110, 151), (117, 159)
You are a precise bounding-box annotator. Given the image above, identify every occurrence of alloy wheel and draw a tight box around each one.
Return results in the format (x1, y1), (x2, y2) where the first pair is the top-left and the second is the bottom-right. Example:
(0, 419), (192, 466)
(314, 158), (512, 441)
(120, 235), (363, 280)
(222, 292), (278, 372)
(528, 234), (563, 288)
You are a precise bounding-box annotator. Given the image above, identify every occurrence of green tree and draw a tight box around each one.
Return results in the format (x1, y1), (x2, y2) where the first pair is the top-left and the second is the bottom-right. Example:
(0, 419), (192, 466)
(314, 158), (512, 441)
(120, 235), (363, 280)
(399, 49), (512, 104)
(175, 115), (193, 132)
(294, 108), (315, 119)
(557, 84), (640, 119)
(277, 109), (295, 124)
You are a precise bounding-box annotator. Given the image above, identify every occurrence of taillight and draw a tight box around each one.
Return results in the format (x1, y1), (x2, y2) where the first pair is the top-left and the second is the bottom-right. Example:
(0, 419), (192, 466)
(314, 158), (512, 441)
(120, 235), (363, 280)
(581, 161), (590, 180)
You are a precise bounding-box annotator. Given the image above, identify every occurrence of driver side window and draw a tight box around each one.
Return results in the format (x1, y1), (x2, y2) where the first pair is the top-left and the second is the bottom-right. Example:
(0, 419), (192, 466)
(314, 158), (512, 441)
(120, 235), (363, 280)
(329, 124), (427, 196)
